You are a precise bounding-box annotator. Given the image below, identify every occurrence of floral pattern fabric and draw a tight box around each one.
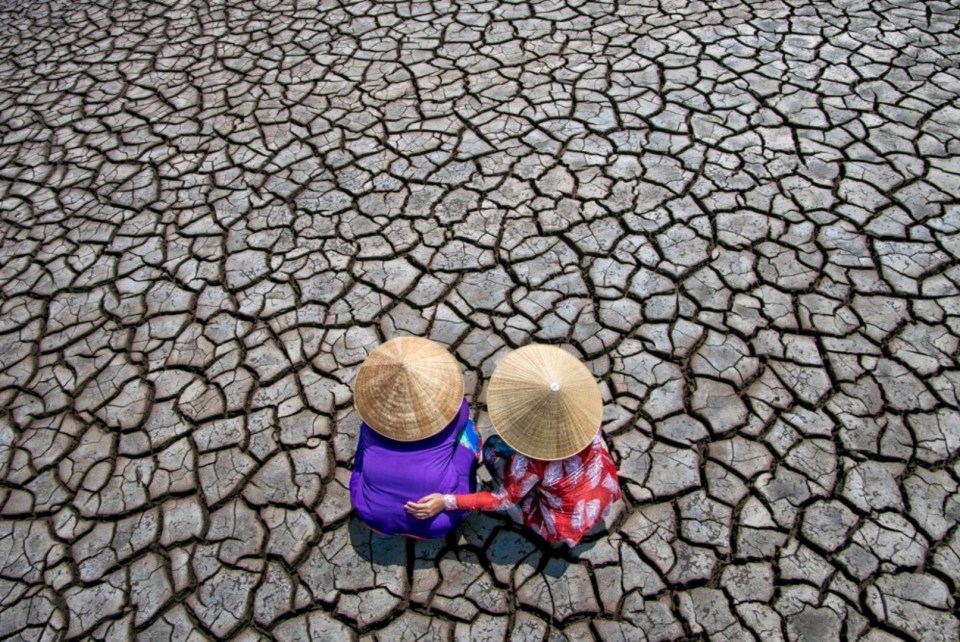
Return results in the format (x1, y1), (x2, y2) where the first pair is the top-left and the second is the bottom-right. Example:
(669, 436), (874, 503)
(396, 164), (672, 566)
(454, 432), (621, 547)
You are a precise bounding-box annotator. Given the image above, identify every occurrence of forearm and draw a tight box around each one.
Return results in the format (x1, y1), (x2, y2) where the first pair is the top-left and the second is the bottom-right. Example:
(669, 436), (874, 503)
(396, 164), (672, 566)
(445, 490), (515, 512)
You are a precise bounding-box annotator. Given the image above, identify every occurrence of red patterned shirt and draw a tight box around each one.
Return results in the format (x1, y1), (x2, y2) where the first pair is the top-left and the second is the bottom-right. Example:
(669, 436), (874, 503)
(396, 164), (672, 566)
(453, 434), (621, 546)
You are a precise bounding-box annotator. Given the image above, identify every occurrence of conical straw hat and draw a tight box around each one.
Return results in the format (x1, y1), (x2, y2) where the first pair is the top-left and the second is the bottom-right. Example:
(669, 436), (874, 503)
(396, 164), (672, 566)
(487, 344), (602, 461)
(354, 337), (464, 441)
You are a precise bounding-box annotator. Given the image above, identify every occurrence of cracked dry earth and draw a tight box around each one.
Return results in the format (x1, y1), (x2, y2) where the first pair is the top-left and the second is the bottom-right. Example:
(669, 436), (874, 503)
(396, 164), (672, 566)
(2, 0), (960, 640)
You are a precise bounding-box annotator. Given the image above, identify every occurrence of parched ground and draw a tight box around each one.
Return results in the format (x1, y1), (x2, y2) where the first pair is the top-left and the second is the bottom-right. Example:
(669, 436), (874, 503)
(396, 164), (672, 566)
(1, 0), (959, 639)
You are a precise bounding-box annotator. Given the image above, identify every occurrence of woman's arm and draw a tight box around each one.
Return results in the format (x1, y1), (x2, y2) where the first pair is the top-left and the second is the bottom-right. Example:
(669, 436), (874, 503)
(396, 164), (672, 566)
(405, 457), (539, 518)
(404, 488), (510, 519)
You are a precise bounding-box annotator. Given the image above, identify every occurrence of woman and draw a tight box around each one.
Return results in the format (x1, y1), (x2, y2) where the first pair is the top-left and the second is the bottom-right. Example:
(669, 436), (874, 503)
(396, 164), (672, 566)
(406, 344), (621, 547)
(350, 336), (479, 539)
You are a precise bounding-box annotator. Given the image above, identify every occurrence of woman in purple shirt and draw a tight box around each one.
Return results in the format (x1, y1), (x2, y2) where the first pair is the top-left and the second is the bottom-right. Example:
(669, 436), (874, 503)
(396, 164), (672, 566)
(350, 337), (479, 539)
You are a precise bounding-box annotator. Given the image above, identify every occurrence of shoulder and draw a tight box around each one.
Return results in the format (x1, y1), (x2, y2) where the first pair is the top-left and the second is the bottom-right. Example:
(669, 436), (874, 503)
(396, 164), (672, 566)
(589, 432), (612, 453)
(357, 422), (388, 450)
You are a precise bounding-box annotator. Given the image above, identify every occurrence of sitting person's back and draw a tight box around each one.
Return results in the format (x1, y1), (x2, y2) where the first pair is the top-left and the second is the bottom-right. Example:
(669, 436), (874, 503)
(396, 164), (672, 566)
(351, 399), (478, 539)
(451, 431), (619, 546)
(348, 336), (478, 539)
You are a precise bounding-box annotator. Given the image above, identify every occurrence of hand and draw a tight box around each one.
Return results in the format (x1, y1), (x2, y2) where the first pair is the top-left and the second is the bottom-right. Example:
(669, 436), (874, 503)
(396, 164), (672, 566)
(404, 494), (446, 520)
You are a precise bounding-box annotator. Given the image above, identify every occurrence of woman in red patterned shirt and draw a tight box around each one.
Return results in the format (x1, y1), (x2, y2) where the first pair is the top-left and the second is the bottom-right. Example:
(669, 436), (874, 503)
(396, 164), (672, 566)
(405, 344), (621, 547)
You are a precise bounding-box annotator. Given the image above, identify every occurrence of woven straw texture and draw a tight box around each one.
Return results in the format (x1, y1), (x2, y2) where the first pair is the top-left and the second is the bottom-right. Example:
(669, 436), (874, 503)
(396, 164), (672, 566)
(354, 337), (464, 441)
(487, 344), (602, 461)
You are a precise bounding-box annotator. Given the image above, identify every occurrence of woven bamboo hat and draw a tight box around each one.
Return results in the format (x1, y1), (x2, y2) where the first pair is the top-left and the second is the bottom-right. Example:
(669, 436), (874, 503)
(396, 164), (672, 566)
(487, 344), (602, 461)
(354, 337), (464, 441)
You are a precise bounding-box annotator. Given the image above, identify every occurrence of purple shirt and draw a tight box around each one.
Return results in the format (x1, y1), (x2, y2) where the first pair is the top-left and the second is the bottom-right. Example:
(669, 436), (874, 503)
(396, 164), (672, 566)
(350, 399), (478, 539)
